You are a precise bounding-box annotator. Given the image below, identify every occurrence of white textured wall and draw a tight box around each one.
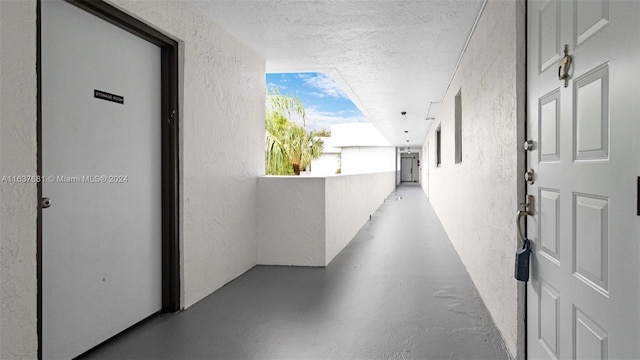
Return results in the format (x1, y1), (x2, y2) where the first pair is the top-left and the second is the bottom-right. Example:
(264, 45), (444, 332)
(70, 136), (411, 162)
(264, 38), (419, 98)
(0, 1), (265, 356)
(421, 0), (525, 358)
(258, 172), (396, 266)
(310, 153), (341, 176)
(325, 172), (396, 263)
(107, 0), (265, 308)
(330, 123), (391, 147)
(341, 147), (396, 175)
(257, 177), (326, 266)
(0, 1), (38, 358)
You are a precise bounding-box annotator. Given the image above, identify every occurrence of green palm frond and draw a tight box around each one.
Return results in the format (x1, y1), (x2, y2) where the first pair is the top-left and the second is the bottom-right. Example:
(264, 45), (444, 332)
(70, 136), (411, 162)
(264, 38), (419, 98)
(265, 89), (324, 175)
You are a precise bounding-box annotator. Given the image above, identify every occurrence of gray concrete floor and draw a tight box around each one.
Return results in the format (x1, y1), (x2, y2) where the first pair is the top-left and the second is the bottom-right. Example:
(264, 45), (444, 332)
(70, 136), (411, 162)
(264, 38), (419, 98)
(81, 183), (509, 360)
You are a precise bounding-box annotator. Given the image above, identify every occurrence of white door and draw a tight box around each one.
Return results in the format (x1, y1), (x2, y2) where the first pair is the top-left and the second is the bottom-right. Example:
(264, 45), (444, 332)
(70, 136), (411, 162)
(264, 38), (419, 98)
(41, 1), (162, 358)
(401, 157), (413, 182)
(527, 1), (639, 359)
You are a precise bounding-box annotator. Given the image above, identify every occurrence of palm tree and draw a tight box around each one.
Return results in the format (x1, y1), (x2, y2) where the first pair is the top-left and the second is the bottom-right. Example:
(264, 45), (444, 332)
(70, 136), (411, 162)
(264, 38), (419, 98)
(300, 130), (324, 174)
(265, 110), (292, 175)
(265, 89), (324, 175)
(282, 125), (324, 175)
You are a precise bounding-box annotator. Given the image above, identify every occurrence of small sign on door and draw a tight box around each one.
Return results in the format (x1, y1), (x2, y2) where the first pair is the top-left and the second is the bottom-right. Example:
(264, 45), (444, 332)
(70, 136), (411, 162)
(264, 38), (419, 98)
(94, 89), (124, 104)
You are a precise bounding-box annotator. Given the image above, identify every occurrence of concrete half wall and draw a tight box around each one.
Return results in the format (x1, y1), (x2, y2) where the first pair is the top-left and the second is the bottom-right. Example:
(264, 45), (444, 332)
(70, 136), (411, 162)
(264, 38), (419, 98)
(421, 0), (526, 358)
(0, 1), (265, 357)
(258, 172), (396, 267)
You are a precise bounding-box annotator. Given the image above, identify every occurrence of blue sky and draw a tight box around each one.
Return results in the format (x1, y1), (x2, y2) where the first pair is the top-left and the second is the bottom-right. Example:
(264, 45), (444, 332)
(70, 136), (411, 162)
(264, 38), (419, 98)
(266, 73), (369, 131)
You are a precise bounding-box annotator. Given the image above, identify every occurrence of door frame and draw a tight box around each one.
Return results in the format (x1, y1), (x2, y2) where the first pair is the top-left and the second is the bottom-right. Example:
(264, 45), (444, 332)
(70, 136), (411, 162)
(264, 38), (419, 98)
(36, 1), (180, 358)
(517, 1), (528, 359)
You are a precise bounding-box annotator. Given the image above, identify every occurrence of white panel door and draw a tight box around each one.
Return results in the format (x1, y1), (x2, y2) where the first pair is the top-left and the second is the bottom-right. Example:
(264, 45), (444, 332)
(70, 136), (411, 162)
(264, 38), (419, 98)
(527, 1), (639, 359)
(41, 1), (162, 358)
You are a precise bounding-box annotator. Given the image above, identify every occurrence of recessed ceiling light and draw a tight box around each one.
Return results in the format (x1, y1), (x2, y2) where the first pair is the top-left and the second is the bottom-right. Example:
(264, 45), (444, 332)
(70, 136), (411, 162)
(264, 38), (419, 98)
(404, 130), (408, 133)
(406, 140), (410, 143)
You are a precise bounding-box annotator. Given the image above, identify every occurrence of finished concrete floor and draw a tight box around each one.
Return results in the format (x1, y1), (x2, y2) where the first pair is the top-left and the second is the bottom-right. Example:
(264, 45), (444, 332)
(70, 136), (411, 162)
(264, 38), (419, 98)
(81, 183), (510, 360)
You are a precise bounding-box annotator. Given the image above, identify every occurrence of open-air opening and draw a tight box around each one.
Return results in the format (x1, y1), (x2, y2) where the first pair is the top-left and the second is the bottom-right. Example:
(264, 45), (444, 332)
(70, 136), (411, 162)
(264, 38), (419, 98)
(265, 72), (389, 177)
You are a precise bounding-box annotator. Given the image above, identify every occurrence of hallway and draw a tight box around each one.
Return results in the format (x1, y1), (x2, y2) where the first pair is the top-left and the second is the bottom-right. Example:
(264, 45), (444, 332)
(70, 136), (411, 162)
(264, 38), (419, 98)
(82, 184), (509, 360)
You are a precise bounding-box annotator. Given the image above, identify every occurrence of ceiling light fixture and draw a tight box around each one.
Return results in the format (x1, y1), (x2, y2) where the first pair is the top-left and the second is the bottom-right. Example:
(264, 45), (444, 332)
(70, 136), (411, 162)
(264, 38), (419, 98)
(401, 111), (407, 120)
(404, 130), (408, 133)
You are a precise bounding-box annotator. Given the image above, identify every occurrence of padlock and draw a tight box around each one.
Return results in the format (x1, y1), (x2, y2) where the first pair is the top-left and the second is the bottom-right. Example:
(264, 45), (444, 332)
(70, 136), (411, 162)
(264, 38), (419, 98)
(514, 239), (531, 282)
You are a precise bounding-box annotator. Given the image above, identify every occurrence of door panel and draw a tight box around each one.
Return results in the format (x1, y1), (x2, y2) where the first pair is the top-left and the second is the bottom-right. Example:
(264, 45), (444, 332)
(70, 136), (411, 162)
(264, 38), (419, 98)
(527, 0), (640, 359)
(539, 89), (560, 163)
(401, 157), (413, 182)
(573, 64), (609, 161)
(41, 1), (162, 358)
(574, 0), (609, 46)
(538, 0), (561, 73)
(538, 188), (560, 263)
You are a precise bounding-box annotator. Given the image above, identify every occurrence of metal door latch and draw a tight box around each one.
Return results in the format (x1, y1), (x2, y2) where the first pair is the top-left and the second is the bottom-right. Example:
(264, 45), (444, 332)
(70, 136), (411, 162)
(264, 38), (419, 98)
(525, 169), (535, 185)
(523, 140), (534, 151)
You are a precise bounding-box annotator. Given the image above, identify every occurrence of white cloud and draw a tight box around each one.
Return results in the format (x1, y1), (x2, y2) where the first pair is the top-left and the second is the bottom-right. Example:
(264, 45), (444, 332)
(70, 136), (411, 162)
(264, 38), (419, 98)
(298, 73), (347, 99)
(304, 106), (369, 131)
(267, 82), (286, 90)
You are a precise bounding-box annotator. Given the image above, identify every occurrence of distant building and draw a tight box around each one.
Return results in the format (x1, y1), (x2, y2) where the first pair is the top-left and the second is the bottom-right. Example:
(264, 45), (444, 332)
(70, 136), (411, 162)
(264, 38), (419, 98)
(309, 123), (396, 176)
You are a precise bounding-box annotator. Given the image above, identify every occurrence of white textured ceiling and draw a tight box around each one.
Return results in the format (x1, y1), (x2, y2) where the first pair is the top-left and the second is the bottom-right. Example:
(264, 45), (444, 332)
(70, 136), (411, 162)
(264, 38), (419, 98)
(192, 0), (484, 147)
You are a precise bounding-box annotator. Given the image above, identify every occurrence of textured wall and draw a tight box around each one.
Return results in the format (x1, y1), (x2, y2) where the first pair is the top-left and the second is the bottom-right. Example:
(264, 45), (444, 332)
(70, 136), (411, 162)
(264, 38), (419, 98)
(310, 153), (341, 176)
(108, 0), (265, 308)
(421, 0), (525, 358)
(341, 147), (396, 175)
(257, 172), (396, 267)
(0, 1), (39, 358)
(325, 172), (396, 263)
(0, 0), (265, 356)
(257, 177), (326, 266)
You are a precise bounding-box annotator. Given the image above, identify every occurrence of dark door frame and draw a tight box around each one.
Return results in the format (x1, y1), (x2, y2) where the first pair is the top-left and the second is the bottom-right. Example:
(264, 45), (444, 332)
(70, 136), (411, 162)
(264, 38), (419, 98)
(36, 1), (180, 358)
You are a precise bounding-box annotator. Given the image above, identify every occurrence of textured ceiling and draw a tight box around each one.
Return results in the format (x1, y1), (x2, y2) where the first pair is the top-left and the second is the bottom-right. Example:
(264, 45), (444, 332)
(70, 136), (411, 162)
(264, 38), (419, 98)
(192, 0), (484, 147)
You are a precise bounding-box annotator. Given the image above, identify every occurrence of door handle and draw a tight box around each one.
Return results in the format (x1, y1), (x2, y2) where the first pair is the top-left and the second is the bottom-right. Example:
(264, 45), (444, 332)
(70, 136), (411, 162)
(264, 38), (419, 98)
(516, 195), (534, 245)
(517, 210), (527, 244)
(41, 197), (52, 209)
